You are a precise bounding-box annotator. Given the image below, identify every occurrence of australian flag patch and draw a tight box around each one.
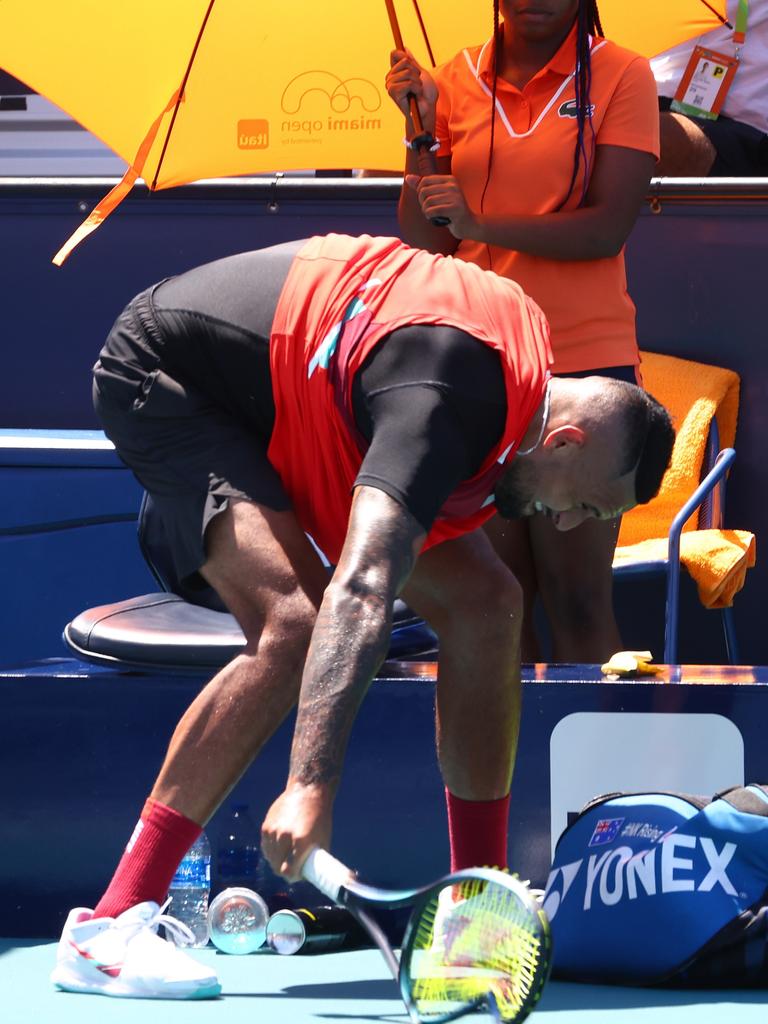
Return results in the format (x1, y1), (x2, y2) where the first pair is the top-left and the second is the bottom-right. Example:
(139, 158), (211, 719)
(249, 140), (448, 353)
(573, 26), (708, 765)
(588, 817), (625, 847)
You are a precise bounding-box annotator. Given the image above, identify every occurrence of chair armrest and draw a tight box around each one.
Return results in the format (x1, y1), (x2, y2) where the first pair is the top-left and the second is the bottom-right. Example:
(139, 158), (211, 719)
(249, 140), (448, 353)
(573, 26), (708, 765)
(698, 418), (724, 529)
(665, 448), (736, 663)
(669, 448), (736, 552)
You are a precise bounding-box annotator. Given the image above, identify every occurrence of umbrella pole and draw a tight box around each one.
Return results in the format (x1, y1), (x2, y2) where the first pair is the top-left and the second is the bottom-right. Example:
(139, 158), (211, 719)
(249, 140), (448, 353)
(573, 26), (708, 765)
(383, 0), (448, 225)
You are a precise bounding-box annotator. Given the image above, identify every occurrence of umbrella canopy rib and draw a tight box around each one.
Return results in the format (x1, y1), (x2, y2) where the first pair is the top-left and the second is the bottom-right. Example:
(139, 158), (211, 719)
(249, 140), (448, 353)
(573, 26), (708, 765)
(151, 0), (218, 190)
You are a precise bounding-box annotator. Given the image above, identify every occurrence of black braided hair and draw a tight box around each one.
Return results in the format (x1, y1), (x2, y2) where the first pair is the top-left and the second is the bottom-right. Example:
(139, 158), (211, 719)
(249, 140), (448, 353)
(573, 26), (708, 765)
(480, 0), (603, 225)
(566, 0), (603, 207)
(478, 0), (502, 225)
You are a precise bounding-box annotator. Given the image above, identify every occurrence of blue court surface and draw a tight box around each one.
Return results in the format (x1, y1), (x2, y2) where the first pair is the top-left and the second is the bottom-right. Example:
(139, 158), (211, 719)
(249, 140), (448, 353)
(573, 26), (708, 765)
(3, 939), (768, 1024)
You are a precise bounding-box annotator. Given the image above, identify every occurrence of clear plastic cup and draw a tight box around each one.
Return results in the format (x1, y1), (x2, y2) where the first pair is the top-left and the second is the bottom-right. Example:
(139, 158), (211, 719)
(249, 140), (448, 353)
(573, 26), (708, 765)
(207, 886), (269, 955)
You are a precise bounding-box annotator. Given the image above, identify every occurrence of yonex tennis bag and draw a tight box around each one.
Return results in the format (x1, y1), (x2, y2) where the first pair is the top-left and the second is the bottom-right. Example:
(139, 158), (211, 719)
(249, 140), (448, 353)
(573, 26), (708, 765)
(543, 784), (768, 986)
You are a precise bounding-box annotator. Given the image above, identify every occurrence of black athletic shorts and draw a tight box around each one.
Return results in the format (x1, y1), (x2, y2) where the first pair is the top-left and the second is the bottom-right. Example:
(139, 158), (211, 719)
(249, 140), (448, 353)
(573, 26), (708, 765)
(659, 96), (768, 176)
(93, 243), (300, 591)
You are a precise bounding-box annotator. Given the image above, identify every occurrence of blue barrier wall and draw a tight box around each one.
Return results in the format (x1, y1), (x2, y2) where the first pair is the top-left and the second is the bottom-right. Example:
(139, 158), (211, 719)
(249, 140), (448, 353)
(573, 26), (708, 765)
(0, 178), (764, 664)
(2, 660), (767, 938)
(0, 431), (155, 665)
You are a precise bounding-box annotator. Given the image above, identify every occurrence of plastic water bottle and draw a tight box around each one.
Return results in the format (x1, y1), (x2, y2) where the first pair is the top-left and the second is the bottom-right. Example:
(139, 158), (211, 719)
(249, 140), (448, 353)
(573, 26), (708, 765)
(216, 804), (262, 891)
(167, 831), (211, 947)
(216, 802), (295, 913)
(208, 887), (269, 954)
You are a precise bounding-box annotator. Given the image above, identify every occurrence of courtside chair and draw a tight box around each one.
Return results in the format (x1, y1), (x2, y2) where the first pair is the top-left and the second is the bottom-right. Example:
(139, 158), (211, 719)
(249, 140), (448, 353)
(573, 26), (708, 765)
(612, 352), (755, 665)
(63, 492), (437, 673)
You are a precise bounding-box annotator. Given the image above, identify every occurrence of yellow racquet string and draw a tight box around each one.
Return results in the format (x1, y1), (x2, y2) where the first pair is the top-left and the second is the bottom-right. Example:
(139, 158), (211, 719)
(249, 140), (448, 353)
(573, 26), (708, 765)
(407, 879), (546, 1019)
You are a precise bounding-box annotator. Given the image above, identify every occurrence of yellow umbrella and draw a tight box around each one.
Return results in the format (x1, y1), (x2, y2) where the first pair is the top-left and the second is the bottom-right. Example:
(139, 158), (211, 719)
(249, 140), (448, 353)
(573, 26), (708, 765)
(422, 0), (731, 65)
(598, 0), (731, 56)
(0, 0), (728, 262)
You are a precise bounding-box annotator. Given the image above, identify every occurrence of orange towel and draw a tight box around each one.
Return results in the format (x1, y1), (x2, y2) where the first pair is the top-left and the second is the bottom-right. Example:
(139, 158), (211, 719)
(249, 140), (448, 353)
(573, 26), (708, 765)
(613, 529), (756, 609)
(618, 351), (740, 548)
(614, 352), (756, 610)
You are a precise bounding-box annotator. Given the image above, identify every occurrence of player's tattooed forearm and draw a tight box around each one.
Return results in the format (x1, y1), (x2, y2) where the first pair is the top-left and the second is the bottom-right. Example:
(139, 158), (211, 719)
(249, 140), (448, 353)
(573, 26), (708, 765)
(288, 487), (424, 789)
(290, 708), (356, 787)
(289, 597), (390, 786)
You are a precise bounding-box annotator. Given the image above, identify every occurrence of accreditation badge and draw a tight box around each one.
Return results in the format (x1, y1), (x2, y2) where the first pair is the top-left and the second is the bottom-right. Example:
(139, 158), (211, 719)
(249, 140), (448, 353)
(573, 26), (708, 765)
(670, 46), (740, 120)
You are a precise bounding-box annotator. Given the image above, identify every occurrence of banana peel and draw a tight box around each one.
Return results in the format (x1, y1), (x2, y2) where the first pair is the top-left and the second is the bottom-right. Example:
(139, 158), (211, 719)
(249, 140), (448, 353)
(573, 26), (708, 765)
(601, 650), (663, 679)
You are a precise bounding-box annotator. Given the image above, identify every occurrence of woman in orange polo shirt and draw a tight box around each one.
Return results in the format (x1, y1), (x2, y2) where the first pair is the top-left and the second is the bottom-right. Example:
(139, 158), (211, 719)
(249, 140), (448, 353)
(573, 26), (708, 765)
(386, 0), (659, 663)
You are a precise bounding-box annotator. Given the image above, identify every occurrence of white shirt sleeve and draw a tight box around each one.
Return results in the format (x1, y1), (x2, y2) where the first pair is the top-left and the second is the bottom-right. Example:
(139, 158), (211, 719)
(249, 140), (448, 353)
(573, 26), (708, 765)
(650, 0), (768, 134)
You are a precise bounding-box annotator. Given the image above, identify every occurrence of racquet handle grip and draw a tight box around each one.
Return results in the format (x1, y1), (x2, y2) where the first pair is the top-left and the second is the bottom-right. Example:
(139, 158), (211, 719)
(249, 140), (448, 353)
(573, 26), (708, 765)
(301, 847), (353, 901)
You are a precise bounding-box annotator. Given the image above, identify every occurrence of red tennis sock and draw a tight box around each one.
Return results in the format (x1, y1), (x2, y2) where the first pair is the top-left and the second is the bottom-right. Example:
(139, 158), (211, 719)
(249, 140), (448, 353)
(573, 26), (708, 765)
(445, 788), (510, 872)
(93, 798), (202, 920)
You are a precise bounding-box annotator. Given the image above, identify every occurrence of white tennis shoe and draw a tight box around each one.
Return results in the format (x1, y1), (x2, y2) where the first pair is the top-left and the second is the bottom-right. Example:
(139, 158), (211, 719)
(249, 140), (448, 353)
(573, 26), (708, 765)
(51, 900), (221, 999)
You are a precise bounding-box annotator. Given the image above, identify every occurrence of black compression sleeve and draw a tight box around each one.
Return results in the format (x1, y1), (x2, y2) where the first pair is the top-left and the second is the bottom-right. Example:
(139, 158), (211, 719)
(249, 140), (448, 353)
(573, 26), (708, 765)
(352, 324), (506, 532)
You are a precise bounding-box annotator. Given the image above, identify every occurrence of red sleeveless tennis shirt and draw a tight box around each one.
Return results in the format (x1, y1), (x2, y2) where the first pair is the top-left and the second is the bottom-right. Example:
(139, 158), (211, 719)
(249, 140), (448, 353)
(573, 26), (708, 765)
(268, 234), (552, 563)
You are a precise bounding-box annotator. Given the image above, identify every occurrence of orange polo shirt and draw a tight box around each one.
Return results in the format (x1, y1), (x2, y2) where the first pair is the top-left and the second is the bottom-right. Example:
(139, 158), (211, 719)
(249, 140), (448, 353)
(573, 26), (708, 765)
(434, 26), (660, 374)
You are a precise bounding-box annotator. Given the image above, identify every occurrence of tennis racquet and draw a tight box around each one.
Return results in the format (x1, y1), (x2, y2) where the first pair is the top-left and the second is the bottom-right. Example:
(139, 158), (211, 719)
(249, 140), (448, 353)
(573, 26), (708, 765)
(301, 847), (552, 1024)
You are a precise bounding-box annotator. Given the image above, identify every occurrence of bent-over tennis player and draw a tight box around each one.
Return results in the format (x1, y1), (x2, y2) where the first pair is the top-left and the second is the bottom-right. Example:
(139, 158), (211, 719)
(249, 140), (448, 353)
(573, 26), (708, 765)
(51, 233), (674, 999)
